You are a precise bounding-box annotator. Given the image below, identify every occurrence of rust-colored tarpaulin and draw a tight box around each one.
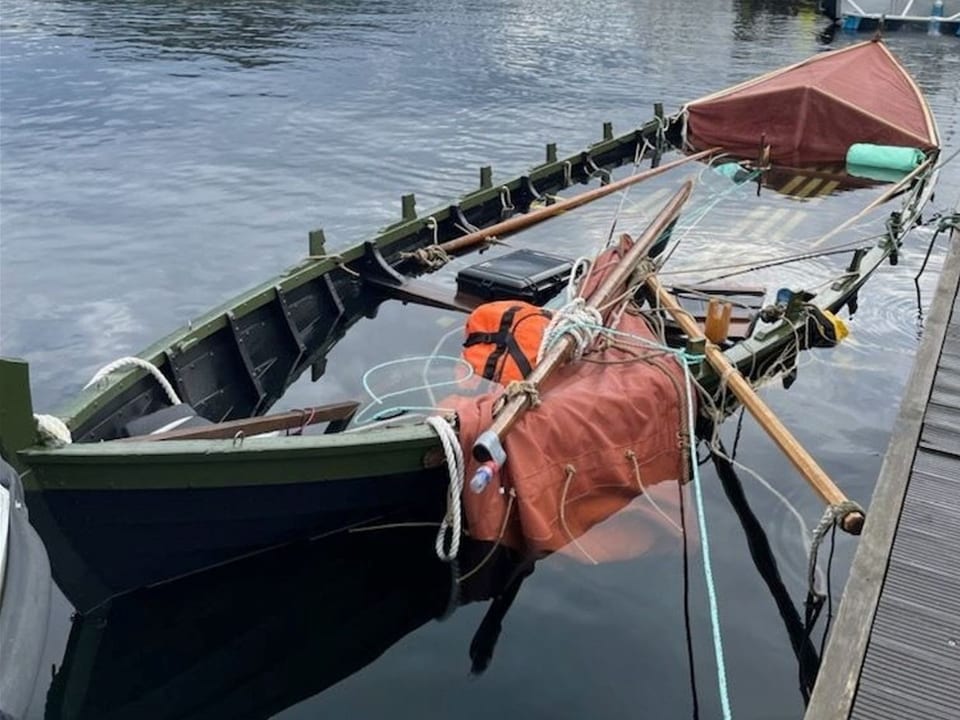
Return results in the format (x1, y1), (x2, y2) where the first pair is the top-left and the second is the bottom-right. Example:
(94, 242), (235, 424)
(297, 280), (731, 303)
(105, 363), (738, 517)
(683, 40), (938, 164)
(451, 238), (692, 556)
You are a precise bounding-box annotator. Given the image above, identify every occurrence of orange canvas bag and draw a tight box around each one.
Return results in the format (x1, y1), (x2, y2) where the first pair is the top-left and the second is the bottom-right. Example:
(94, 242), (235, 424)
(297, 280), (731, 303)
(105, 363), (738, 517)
(462, 301), (552, 385)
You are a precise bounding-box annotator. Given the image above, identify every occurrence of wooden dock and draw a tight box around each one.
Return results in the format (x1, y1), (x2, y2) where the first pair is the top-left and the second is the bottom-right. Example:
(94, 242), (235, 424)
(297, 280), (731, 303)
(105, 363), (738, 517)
(805, 214), (960, 720)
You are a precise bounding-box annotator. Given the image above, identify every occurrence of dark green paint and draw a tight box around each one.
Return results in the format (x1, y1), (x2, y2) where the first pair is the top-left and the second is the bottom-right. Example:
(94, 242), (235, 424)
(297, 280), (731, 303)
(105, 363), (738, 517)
(0, 357), (36, 472)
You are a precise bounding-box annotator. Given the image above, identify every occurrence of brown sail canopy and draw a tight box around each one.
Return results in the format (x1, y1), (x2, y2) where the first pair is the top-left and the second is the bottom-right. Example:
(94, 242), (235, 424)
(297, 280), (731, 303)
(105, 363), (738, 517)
(451, 239), (689, 556)
(681, 40), (939, 164)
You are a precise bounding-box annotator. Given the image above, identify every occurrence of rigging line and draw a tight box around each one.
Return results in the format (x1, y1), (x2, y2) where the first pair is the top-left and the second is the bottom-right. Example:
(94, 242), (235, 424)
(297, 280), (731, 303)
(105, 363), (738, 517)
(659, 237), (878, 279)
(658, 167), (763, 268)
(933, 143), (960, 172)
(678, 469), (701, 720)
(683, 361), (733, 720)
(916, 206), (960, 316)
(691, 364), (828, 595)
(424, 325), (468, 409)
(675, 245), (873, 285)
(605, 140), (650, 245)
(914, 215), (956, 284)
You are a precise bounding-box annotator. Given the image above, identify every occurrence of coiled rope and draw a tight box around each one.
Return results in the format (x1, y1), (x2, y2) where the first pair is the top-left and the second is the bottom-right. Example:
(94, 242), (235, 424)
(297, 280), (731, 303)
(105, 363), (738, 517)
(426, 415), (465, 562)
(34, 414), (72, 447)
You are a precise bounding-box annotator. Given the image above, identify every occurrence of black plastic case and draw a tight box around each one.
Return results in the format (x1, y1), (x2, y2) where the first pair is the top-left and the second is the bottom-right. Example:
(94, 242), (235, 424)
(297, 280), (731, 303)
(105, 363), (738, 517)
(456, 249), (572, 305)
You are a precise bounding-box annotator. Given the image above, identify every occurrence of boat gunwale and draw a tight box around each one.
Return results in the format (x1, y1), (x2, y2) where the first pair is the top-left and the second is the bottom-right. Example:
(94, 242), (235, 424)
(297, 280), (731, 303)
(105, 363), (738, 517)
(47, 121), (661, 437)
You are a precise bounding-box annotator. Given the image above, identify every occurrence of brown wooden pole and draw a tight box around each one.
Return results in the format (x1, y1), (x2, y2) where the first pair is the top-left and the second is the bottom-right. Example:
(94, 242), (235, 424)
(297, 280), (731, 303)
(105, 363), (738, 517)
(644, 272), (865, 535)
(472, 179), (695, 463)
(438, 148), (718, 256)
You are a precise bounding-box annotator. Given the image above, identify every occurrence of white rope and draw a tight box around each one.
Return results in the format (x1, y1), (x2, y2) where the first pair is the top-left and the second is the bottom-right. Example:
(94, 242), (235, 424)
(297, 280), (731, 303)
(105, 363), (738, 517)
(537, 298), (603, 363)
(34, 414), (72, 447)
(566, 256), (593, 300)
(427, 415), (465, 562)
(84, 356), (181, 405)
(808, 500), (863, 597)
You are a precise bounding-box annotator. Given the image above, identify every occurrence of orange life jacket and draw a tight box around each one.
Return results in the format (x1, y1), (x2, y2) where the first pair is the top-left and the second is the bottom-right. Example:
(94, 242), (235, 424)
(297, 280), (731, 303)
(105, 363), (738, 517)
(462, 301), (552, 384)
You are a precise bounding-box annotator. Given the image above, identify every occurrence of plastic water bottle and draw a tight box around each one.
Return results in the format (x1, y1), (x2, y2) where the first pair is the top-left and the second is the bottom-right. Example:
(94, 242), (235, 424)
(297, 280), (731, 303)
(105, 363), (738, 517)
(930, 0), (944, 34)
(470, 461), (499, 494)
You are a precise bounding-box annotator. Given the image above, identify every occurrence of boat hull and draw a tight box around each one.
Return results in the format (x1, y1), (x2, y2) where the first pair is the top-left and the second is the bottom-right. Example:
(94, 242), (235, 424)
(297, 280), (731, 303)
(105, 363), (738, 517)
(29, 467), (447, 611)
(0, 460), (52, 720)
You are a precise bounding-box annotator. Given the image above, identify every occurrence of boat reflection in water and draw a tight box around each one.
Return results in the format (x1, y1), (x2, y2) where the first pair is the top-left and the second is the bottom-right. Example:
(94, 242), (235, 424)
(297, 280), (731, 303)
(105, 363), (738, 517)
(45, 444), (829, 719)
(45, 476), (691, 720)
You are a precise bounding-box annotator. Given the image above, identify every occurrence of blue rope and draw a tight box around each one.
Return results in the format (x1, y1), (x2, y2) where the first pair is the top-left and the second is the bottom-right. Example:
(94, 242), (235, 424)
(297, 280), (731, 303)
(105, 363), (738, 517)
(355, 355), (475, 425)
(525, 316), (734, 715)
(354, 326), (735, 718)
(682, 359), (734, 720)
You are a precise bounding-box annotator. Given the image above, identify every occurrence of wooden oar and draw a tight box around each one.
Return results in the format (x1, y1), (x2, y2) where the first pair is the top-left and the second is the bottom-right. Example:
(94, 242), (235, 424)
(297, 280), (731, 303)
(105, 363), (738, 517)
(472, 180), (695, 464)
(438, 148), (718, 256)
(644, 272), (865, 535)
(809, 158), (932, 248)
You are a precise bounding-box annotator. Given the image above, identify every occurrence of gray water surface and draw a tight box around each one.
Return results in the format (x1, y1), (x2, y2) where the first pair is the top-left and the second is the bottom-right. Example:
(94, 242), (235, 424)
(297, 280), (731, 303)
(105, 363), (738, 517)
(2, 1), (959, 718)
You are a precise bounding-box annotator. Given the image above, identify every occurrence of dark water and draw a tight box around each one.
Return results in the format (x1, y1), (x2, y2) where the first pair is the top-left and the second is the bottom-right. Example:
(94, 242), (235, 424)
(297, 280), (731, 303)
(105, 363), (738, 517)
(2, 1), (960, 718)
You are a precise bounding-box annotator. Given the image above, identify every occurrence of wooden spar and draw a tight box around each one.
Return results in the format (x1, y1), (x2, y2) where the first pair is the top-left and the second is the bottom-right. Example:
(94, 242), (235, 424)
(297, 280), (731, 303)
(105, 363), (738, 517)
(644, 272), (865, 535)
(810, 158), (932, 249)
(472, 179), (695, 464)
(438, 149), (717, 256)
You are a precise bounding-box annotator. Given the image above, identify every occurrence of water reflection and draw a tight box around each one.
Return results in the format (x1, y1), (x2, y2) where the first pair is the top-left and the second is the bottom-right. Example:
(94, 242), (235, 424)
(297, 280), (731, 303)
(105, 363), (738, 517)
(44, 524), (529, 719)
(8, 0), (419, 68)
(44, 456), (832, 719)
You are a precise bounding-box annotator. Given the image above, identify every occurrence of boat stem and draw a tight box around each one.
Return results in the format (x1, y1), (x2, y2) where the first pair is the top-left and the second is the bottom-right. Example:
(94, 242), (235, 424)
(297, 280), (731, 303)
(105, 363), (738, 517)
(644, 273), (865, 535)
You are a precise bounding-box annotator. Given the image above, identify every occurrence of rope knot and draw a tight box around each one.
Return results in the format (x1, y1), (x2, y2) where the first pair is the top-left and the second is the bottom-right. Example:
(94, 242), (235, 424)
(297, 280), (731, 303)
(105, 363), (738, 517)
(537, 298), (604, 363)
(405, 245), (451, 270)
(493, 380), (541, 415)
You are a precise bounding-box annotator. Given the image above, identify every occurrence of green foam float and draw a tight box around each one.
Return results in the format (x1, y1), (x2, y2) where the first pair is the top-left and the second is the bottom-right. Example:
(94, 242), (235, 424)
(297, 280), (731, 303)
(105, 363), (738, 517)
(845, 143), (925, 183)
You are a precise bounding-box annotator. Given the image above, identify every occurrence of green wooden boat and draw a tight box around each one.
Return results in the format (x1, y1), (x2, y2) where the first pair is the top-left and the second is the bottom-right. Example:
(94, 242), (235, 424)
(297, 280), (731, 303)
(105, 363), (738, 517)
(0, 40), (940, 611)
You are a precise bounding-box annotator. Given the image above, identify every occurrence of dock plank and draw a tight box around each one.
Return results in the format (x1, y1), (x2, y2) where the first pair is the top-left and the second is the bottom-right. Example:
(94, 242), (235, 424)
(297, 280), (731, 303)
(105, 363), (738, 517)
(804, 218), (960, 720)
